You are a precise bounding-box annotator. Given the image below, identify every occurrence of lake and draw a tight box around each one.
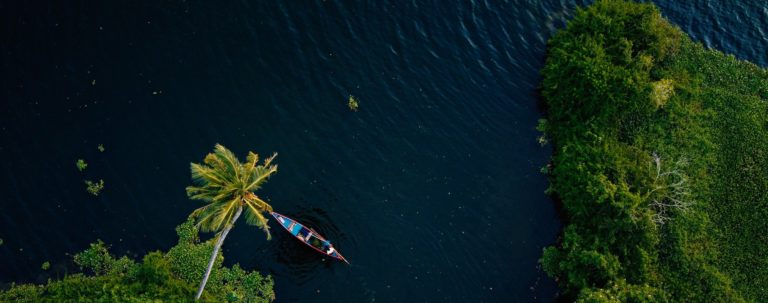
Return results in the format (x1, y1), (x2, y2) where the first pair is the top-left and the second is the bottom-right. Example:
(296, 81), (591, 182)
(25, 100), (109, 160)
(0, 0), (765, 302)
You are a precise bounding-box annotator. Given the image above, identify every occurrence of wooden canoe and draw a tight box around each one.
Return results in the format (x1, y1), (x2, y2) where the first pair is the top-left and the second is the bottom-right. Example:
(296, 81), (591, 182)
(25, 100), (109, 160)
(270, 212), (349, 264)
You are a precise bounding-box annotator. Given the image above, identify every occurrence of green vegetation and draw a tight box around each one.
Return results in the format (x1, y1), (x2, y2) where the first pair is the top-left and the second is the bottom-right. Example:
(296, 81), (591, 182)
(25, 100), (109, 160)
(0, 218), (274, 302)
(76, 159), (88, 172)
(348, 95), (359, 111)
(0, 145), (280, 301)
(539, 0), (767, 301)
(186, 144), (278, 300)
(98, 144), (105, 152)
(84, 179), (105, 196)
(537, 119), (549, 146)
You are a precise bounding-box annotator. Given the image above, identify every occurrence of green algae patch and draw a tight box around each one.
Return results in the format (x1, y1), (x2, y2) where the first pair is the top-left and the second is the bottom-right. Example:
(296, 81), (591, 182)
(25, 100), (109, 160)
(348, 95), (360, 112)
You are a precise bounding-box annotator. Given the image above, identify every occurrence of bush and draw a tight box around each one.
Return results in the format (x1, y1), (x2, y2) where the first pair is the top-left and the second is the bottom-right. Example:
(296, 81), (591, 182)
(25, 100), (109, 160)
(167, 217), (275, 303)
(0, 218), (275, 302)
(577, 279), (668, 303)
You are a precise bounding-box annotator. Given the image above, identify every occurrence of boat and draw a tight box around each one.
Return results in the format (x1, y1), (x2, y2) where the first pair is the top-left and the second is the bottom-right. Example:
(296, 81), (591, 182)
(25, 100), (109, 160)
(270, 212), (349, 264)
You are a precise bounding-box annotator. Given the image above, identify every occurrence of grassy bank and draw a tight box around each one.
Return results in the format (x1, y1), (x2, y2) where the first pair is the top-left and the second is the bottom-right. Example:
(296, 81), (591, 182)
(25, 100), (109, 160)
(0, 218), (275, 302)
(539, 0), (767, 301)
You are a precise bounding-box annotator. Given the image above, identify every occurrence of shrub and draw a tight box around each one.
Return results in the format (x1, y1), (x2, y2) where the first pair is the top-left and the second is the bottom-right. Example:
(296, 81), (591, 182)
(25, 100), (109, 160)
(0, 219), (275, 302)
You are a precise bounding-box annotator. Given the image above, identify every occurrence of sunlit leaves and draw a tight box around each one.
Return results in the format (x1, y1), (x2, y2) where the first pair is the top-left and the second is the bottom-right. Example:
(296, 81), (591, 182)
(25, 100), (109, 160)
(186, 144), (277, 236)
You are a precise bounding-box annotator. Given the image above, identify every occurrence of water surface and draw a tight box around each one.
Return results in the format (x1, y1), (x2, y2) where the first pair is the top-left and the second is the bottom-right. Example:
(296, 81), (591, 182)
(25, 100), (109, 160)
(0, 0), (765, 302)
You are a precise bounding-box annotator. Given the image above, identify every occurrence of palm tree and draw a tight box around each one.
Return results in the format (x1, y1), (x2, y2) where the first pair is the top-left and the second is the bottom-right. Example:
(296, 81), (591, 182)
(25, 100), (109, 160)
(186, 144), (277, 300)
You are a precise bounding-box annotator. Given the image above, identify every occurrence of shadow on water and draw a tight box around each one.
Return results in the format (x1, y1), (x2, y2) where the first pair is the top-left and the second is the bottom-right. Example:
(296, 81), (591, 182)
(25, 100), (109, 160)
(256, 207), (351, 285)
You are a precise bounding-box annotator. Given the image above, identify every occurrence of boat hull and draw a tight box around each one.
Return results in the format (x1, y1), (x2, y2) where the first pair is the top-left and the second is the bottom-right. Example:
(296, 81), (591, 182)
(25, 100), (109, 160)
(270, 212), (349, 264)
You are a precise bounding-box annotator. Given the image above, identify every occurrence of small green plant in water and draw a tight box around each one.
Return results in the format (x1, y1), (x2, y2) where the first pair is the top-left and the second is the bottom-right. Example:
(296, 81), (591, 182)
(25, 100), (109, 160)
(41, 261), (50, 270)
(85, 179), (105, 196)
(0, 238), (3, 246)
(348, 95), (359, 112)
(536, 119), (548, 146)
(97, 144), (105, 152)
(537, 135), (548, 146)
(536, 119), (548, 133)
(76, 159), (88, 172)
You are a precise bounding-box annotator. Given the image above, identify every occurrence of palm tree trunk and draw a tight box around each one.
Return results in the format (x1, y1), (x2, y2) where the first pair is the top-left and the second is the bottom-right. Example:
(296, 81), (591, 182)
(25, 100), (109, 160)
(195, 206), (243, 300)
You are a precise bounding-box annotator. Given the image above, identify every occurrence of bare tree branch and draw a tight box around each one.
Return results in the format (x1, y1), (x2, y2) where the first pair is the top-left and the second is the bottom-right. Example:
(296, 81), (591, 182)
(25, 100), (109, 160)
(645, 152), (693, 225)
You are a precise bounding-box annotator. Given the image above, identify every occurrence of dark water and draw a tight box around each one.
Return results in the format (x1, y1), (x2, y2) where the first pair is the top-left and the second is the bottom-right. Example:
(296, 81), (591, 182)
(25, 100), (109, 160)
(0, 1), (765, 302)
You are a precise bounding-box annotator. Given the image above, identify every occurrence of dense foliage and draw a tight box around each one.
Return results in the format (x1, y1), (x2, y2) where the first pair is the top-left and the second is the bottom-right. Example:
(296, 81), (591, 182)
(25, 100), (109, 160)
(540, 0), (767, 301)
(0, 218), (275, 302)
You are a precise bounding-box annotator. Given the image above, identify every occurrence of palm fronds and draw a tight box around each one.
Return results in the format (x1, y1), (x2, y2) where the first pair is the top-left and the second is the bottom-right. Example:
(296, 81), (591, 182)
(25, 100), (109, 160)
(186, 144), (277, 235)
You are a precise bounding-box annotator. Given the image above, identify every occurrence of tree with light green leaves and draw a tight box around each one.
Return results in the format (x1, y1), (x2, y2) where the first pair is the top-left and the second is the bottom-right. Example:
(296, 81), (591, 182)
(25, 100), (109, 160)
(186, 144), (277, 300)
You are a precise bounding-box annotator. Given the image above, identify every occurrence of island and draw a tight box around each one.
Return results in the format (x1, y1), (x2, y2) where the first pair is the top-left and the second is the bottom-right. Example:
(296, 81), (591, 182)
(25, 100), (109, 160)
(539, 0), (767, 301)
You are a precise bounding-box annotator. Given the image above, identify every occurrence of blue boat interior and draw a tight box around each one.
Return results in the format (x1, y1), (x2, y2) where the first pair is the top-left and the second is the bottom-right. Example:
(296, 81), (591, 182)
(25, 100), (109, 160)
(293, 225), (305, 236)
(276, 215), (291, 227)
(273, 213), (343, 260)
